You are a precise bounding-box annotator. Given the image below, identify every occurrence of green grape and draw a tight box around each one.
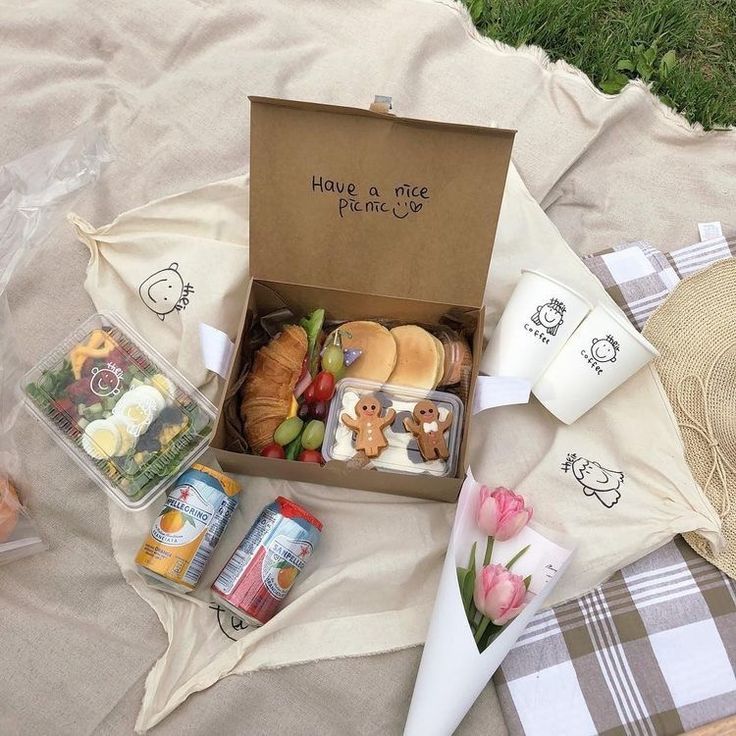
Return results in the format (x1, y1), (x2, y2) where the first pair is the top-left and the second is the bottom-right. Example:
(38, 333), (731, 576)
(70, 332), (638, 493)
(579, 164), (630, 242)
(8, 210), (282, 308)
(273, 416), (304, 446)
(301, 419), (325, 450)
(321, 344), (344, 376)
(332, 363), (346, 381)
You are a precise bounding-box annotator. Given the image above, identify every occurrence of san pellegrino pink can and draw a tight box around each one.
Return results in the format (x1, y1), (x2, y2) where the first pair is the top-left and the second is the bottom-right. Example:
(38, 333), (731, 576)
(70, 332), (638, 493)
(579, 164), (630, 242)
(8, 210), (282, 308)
(211, 496), (322, 627)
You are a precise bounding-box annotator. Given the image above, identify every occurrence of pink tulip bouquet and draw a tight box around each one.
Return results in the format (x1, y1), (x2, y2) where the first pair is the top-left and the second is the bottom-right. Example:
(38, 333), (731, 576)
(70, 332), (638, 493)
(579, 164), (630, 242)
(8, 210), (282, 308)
(405, 472), (573, 736)
(457, 486), (534, 651)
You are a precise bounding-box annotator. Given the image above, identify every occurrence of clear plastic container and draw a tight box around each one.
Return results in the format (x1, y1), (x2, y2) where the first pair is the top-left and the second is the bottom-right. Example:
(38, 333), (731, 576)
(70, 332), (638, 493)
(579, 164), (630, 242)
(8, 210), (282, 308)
(323, 379), (464, 477)
(21, 312), (215, 511)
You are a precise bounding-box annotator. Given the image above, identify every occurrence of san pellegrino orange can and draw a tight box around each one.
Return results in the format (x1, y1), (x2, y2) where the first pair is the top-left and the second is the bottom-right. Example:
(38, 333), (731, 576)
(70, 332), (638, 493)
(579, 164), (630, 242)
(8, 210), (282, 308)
(135, 464), (240, 592)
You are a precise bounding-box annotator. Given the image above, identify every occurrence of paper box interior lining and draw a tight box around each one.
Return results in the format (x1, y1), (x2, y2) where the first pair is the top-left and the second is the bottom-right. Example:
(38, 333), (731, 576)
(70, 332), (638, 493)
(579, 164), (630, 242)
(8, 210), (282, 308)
(212, 97), (515, 502)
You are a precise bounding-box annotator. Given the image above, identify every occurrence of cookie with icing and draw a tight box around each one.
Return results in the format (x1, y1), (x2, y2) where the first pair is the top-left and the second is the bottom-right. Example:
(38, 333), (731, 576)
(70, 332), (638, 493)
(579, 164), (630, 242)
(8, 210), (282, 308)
(341, 393), (396, 458)
(403, 399), (453, 461)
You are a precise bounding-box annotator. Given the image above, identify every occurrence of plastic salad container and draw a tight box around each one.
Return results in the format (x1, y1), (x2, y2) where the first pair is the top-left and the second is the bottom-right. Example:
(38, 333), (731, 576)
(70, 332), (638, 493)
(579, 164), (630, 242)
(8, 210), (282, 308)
(22, 313), (215, 511)
(323, 379), (464, 477)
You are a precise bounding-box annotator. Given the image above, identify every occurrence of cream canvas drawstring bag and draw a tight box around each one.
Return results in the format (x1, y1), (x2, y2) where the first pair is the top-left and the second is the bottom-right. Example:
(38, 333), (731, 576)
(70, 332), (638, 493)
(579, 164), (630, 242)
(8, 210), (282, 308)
(68, 177), (252, 402)
(71, 165), (723, 732)
(469, 166), (723, 604)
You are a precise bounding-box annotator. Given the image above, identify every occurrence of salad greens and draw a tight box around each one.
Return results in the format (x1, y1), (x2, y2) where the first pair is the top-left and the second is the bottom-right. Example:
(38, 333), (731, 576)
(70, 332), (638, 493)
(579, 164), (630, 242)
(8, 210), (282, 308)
(300, 308), (325, 378)
(24, 324), (213, 504)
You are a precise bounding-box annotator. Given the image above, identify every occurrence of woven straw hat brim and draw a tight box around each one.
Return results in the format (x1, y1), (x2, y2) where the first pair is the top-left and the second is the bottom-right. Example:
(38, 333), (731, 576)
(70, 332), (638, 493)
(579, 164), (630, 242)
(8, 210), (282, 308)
(643, 258), (736, 577)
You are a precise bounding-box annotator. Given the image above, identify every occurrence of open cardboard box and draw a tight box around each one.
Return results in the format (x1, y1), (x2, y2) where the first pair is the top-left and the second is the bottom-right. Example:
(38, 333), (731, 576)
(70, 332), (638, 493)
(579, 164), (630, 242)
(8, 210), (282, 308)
(212, 97), (515, 502)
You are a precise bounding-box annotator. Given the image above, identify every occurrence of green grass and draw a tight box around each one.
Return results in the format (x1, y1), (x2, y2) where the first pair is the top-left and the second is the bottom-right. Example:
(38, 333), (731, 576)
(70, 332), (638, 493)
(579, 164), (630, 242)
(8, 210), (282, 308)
(463, 0), (736, 129)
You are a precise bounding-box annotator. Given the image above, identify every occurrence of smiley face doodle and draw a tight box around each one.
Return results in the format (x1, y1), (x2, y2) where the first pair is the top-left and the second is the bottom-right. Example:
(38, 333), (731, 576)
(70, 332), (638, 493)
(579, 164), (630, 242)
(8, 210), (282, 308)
(89, 364), (123, 398)
(531, 298), (566, 336)
(590, 335), (619, 363)
(391, 200), (423, 220)
(138, 263), (194, 321)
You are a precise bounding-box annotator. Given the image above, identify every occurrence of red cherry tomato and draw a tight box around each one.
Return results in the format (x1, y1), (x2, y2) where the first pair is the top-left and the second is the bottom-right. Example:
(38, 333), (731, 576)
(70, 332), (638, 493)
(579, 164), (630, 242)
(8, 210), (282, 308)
(303, 381), (317, 404)
(261, 443), (286, 459)
(298, 449), (323, 464)
(311, 371), (335, 402)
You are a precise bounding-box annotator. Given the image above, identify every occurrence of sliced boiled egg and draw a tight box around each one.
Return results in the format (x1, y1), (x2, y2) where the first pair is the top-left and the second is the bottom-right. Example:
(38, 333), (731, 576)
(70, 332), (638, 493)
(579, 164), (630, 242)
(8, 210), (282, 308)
(149, 373), (177, 404)
(112, 388), (161, 436)
(130, 385), (166, 414)
(108, 415), (137, 455)
(82, 419), (122, 460)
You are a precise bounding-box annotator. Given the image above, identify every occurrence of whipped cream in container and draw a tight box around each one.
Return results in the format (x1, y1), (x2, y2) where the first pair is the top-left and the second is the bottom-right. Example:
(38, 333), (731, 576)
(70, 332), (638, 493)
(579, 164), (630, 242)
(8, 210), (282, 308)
(323, 378), (463, 477)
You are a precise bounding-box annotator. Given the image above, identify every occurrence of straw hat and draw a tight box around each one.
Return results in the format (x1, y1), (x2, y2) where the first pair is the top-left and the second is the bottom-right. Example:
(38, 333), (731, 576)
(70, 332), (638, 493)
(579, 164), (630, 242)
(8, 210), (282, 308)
(643, 258), (736, 577)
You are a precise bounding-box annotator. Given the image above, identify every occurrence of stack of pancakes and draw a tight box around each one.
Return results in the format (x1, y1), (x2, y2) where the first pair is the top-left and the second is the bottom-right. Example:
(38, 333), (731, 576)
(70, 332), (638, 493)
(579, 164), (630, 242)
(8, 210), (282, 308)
(326, 321), (460, 390)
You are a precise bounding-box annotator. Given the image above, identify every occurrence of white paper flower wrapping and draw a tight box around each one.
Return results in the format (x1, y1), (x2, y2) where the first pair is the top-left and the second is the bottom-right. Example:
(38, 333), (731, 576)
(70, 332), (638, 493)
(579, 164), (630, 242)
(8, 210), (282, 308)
(404, 471), (575, 736)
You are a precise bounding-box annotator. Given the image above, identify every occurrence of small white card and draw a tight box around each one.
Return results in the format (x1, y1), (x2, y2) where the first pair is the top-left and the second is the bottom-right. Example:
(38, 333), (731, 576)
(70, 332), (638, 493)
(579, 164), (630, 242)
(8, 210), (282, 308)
(602, 246), (655, 282)
(199, 323), (235, 378)
(473, 376), (531, 415)
(698, 221), (723, 242)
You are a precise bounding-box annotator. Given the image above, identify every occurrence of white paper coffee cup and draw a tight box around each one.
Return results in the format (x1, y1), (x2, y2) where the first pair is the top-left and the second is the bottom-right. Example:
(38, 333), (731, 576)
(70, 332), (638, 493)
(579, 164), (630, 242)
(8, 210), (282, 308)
(481, 270), (592, 383)
(533, 302), (659, 424)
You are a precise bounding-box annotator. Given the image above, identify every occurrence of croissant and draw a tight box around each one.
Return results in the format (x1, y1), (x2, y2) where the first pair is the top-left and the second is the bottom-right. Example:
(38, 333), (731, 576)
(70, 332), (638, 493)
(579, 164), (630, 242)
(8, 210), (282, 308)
(241, 325), (308, 453)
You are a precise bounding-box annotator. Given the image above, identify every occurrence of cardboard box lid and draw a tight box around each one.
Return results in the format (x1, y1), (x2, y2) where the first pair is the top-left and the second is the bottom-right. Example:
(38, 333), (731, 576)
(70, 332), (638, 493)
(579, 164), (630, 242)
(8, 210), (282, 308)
(249, 97), (515, 307)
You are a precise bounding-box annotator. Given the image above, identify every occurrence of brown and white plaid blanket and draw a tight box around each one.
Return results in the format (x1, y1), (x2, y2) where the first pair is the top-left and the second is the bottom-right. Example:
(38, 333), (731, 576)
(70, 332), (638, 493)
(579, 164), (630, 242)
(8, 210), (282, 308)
(583, 232), (736, 330)
(496, 537), (736, 736)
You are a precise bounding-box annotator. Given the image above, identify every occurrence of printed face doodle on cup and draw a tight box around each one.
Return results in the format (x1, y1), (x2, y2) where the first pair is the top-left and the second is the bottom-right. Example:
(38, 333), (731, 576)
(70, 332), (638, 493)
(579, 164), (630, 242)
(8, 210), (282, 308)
(89, 363), (123, 398)
(530, 298), (566, 336)
(590, 335), (619, 363)
(562, 452), (624, 508)
(138, 263), (194, 321)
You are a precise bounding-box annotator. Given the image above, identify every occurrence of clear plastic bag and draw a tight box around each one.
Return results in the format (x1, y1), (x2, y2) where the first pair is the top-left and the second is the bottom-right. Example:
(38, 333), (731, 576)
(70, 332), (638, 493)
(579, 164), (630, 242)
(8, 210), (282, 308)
(0, 126), (111, 564)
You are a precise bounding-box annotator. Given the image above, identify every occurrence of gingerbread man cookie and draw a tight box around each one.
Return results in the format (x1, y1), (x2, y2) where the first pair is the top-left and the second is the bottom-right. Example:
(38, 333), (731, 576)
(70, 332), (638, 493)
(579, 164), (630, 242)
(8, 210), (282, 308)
(341, 393), (396, 458)
(403, 400), (453, 461)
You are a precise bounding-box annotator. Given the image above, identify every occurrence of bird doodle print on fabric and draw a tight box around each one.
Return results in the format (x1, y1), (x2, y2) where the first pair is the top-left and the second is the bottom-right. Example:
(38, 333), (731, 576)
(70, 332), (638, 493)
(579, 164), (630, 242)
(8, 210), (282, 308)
(562, 452), (624, 508)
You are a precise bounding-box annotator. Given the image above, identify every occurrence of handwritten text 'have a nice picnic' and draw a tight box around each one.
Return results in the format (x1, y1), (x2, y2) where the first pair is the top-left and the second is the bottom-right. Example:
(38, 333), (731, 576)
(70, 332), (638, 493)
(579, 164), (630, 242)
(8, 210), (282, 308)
(311, 175), (430, 219)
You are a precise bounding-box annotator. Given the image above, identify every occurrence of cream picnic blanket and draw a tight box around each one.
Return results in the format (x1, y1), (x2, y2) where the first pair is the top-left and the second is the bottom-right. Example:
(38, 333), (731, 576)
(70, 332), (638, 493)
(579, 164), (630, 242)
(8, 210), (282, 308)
(1, 1), (734, 735)
(65, 164), (719, 730)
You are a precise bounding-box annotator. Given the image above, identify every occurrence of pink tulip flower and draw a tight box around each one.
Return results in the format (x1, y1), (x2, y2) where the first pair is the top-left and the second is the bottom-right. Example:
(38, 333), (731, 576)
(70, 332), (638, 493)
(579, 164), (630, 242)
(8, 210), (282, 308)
(476, 486), (533, 541)
(473, 564), (528, 626)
